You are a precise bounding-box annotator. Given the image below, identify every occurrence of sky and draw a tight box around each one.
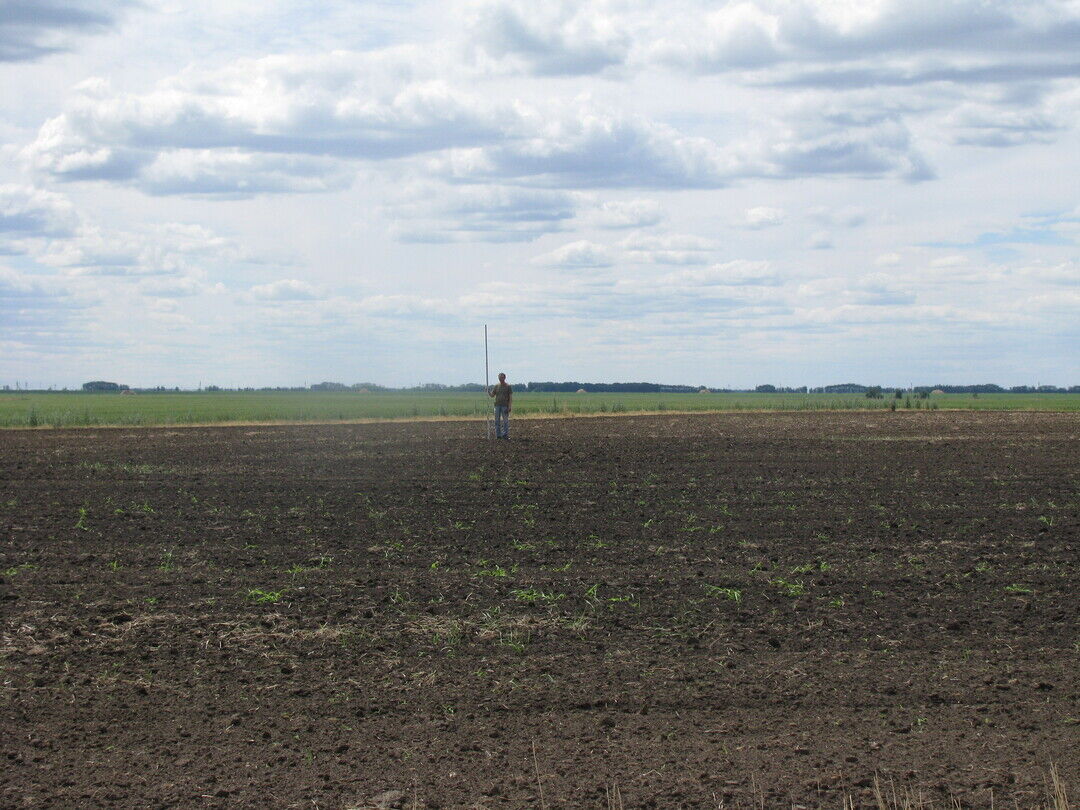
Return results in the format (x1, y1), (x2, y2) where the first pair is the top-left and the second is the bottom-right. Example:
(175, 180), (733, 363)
(1, 0), (1078, 390)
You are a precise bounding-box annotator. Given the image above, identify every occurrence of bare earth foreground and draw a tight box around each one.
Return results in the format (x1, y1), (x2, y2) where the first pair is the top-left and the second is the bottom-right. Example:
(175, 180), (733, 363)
(1, 412), (1076, 809)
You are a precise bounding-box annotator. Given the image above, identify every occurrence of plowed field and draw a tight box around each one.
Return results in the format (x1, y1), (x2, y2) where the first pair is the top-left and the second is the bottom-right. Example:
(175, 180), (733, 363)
(2, 412), (1077, 808)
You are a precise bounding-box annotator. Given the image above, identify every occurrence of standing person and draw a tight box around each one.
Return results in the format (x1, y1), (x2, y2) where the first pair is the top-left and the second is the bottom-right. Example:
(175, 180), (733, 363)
(488, 372), (512, 439)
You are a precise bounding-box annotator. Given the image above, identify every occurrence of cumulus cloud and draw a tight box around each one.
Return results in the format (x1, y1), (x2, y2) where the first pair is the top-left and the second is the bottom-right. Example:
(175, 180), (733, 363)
(0, 184), (78, 238)
(744, 206), (785, 229)
(532, 239), (614, 269)
(769, 117), (934, 181)
(798, 272), (915, 306)
(646, 1), (1080, 76)
(250, 279), (323, 301)
(36, 222), (251, 277)
(468, 0), (630, 75)
(656, 260), (781, 287)
(138, 150), (353, 198)
(620, 232), (716, 264)
(435, 106), (758, 188)
(388, 184), (578, 243)
(22, 55), (525, 194)
(807, 205), (869, 228)
(0, 0), (132, 62)
(589, 198), (666, 229)
(947, 105), (1063, 147)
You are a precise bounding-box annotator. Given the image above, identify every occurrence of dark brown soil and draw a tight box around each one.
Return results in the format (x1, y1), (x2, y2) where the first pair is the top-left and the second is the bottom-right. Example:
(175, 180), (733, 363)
(1, 412), (1077, 808)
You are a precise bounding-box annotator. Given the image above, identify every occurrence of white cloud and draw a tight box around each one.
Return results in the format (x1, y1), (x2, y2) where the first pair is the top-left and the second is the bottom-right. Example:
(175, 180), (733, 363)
(250, 279), (323, 301)
(0, 0), (134, 62)
(931, 255), (969, 268)
(744, 206), (785, 229)
(32, 220), (253, 279)
(532, 239), (614, 269)
(387, 184), (578, 243)
(656, 260), (781, 287)
(468, 0), (631, 76)
(22, 56), (526, 193)
(435, 104), (760, 188)
(644, 0), (1080, 78)
(589, 198), (666, 229)
(807, 205), (868, 228)
(0, 184), (78, 238)
(620, 231), (716, 264)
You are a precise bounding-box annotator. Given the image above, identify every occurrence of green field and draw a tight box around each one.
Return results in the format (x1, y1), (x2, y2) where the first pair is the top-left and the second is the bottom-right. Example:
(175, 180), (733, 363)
(2, 390), (1079, 428)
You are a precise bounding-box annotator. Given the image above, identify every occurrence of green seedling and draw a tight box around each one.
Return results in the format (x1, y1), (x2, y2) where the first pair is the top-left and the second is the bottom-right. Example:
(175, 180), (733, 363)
(475, 560), (515, 578)
(74, 506), (89, 531)
(792, 561), (830, 574)
(703, 585), (742, 603)
(498, 629), (529, 653)
(247, 588), (284, 603)
(158, 550), (175, 572)
(1004, 583), (1033, 594)
(3, 563), (36, 577)
(511, 587), (563, 604)
(770, 578), (805, 598)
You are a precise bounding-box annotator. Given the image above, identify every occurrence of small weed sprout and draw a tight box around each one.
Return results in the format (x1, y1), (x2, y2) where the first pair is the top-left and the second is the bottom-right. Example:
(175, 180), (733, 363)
(703, 585), (742, 603)
(1004, 583), (1033, 595)
(770, 578), (805, 598)
(158, 549), (175, 572)
(512, 587), (564, 604)
(248, 588), (284, 603)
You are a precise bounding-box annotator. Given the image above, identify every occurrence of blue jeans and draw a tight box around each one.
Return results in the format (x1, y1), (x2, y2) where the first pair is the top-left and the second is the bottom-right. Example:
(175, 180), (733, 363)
(494, 405), (509, 438)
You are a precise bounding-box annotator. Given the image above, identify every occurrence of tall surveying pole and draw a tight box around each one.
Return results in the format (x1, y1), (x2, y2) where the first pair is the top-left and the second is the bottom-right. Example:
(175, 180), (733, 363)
(484, 325), (492, 441)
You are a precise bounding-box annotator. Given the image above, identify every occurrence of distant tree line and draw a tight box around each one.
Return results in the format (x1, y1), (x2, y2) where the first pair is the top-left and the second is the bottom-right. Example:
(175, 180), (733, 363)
(53, 380), (1080, 394)
(527, 381), (707, 393)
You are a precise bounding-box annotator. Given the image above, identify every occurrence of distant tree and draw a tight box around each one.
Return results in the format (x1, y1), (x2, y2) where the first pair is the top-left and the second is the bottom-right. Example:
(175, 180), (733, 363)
(755, 384), (777, 393)
(865, 386), (884, 399)
(206, 385), (222, 392)
(311, 381), (348, 391)
(82, 381), (121, 392)
(823, 383), (868, 393)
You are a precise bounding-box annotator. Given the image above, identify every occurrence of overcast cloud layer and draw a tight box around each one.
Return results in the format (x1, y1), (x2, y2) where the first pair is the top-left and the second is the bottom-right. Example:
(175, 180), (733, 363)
(1, 0), (1077, 388)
